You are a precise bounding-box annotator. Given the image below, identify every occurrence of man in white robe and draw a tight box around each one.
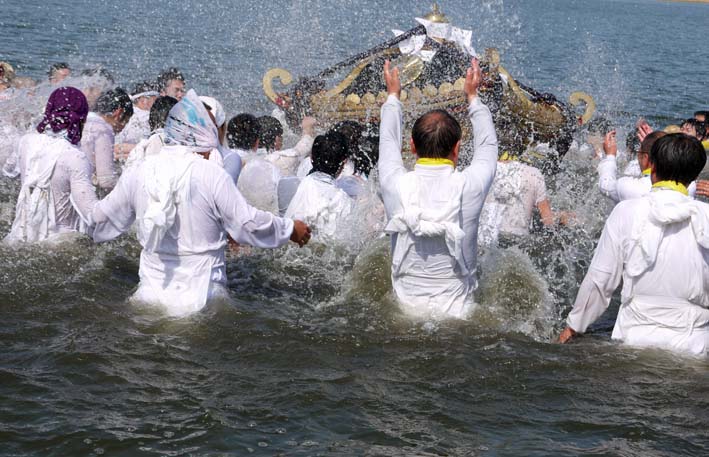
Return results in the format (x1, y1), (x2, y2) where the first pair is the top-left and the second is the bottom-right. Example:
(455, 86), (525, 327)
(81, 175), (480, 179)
(285, 131), (353, 242)
(559, 134), (709, 355)
(81, 88), (133, 191)
(598, 129), (697, 201)
(378, 58), (498, 319)
(5, 87), (97, 244)
(114, 82), (159, 156)
(91, 92), (311, 317)
(259, 115), (316, 177)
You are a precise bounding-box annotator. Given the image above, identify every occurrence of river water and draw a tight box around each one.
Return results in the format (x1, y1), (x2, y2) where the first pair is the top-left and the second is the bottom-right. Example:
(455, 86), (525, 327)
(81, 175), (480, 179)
(1, 0), (708, 456)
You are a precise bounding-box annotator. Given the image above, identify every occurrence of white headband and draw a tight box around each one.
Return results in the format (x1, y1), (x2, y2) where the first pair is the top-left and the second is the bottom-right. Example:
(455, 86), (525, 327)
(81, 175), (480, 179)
(130, 90), (159, 102)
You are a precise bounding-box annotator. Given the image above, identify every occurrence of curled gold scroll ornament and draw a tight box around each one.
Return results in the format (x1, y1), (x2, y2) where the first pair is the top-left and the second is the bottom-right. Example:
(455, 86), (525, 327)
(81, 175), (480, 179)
(568, 91), (596, 125)
(263, 68), (293, 104)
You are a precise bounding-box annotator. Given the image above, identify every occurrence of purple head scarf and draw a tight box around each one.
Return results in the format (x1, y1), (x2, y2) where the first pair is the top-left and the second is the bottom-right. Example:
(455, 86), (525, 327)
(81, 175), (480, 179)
(36, 87), (89, 145)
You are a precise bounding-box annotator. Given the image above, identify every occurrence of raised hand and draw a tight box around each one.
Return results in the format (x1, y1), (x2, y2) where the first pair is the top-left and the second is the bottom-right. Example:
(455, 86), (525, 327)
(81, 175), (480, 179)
(636, 120), (654, 143)
(464, 57), (482, 103)
(603, 130), (617, 156)
(383, 60), (401, 99)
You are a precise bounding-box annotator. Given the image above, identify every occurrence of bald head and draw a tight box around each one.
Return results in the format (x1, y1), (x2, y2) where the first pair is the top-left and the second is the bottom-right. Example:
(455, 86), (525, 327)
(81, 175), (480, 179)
(411, 109), (462, 158)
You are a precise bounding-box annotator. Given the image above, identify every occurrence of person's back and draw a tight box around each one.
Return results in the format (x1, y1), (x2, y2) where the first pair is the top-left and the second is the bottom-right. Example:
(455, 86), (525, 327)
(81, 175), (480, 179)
(481, 160), (546, 238)
(91, 91), (310, 317)
(237, 157), (281, 214)
(285, 171), (352, 241)
(560, 134), (709, 355)
(378, 59), (497, 319)
(285, 131), (353, 242)
(5, 88), (96, 244)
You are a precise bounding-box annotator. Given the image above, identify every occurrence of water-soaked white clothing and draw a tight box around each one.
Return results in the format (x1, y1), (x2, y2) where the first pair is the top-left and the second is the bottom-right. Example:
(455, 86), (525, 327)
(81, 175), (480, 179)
(264, 134), (314, 177)
(285, 171), (353, 242)
(80, 112), (117, 190)
(598, 155), (696, 202)
(123, 130), (165, 170)
(237, 158), (281, 214)
(567, 189), (709, 355)
(379, 95), (498, 319)
(115, 106), (149, 145)
(5, 133), (97, 243)
(478, 160), (546, 244)
(91, 145), (294, 317)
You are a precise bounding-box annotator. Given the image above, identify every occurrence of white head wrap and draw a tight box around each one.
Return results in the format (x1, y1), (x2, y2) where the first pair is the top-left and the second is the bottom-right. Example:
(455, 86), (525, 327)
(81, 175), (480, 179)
(164, 89), (220, 152)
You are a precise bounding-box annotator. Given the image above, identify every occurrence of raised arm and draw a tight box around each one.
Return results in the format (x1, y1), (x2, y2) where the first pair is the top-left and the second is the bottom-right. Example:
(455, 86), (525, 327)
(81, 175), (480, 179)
(94, 128), (118, 190)
(378, 60), (407, 218)
(462, 58), (498, 192)
(597, 130), (620, 202)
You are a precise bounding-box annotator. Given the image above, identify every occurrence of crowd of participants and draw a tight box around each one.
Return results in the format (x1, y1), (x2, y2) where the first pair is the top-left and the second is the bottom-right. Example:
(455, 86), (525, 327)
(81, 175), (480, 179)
(1, 58), (708, 356)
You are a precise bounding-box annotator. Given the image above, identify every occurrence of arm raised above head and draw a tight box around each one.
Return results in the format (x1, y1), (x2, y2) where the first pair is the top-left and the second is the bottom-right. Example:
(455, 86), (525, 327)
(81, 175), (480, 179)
(462, 58), (498, 192)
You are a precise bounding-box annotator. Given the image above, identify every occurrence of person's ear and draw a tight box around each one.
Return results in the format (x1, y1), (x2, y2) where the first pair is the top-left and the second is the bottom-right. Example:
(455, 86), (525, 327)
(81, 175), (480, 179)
(451, 140), (461, 164)
(113, 107), (124, 121)
(253, 138), (260, 151)
(410, 138), (417, 156)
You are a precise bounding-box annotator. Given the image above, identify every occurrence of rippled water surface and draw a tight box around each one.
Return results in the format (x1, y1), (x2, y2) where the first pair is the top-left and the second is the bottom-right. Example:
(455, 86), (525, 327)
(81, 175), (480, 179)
(1, 0), (708, 455)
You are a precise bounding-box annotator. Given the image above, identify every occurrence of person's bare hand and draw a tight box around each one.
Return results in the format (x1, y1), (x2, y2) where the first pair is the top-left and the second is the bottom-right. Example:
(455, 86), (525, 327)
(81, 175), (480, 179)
(464, 57), (482, 103)
(695, 180), (709, 198)
(557, 211), (576, 226)
(557, 326), (577, 344)
(383, 60), (401, 99)
(603, 130), (617, 156)
(301, 116), (317, 136)
(290, 220), (312, 247)
(636, 120), (654, 143)
(114, 143), (133, 161)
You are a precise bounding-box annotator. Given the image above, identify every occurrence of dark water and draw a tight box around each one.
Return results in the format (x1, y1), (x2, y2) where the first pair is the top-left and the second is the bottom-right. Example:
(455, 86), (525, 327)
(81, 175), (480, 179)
(2, 0), (709, 455)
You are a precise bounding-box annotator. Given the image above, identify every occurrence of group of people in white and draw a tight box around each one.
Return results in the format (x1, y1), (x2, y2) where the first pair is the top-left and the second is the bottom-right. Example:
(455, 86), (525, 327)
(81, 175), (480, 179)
(1, 57), (708, 356)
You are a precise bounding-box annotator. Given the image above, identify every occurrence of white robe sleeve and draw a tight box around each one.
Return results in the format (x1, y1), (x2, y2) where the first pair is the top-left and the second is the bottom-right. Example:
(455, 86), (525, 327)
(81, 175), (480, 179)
(566, 208), (624, 333)
(597, 155), (620, 202)
(91, 168), (138, 242)
(213, 171), (294, 248)
(461, 97), (498, 193)
(94, 128), (118, 190)
(68, 152), (100, 224)
(378, 95), (406, 219)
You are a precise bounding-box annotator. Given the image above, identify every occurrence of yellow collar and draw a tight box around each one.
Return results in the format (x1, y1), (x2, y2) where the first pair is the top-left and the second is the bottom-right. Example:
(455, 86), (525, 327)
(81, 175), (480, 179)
(642, 168), (652, 176)
(416, 157), (455, 167)
(652, 180), (688, 196)
(499, 151), (519, 161)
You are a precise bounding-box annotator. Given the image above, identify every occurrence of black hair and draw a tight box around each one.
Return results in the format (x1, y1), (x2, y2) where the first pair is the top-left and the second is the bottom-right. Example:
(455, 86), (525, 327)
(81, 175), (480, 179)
(682, 118), (707, 141)
(649, 133), (706, 185)
(156, 68), (185, 92)
(311, 131), (349, 177)
(48, 62), (70, 78)
(226, 114), (260, 150)
(639, 130), (667, 154)
(95, 87), (134, 120)
(130, 80), (159, 97)
(411, 109), (462, 158)
(626, 128), (640, 155)
(332, 120), (364, 157)
(80, 67), (115, 84)
(694, 110), (709, 120)
(352, 134), (379, 177)
(149, 96), (178, 131)
(257, 116), (284, 151)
